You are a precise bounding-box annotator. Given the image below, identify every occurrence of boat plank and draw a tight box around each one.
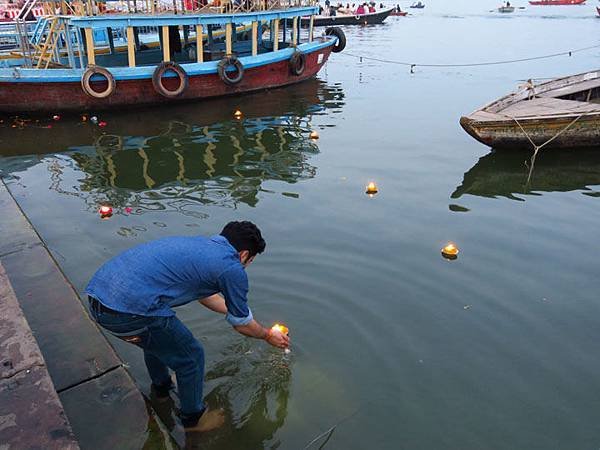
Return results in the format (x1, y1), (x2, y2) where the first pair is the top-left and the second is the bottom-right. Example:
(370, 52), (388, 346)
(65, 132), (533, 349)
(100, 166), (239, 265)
(538, 78), (600, 98)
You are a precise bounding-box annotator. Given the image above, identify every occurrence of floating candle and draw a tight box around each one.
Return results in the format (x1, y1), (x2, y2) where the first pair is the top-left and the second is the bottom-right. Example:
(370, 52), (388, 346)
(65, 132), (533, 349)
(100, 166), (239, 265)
(310, 130), (319, 139)
(365, 182), (378, 195)
(234, 109), (243, 119)
(99, 205), (113, 218)
(441, 242), (459, 260)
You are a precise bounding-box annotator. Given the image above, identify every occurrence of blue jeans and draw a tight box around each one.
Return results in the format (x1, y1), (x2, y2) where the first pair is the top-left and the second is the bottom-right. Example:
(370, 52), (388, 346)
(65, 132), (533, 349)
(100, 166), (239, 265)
(88, 297), (205, 426)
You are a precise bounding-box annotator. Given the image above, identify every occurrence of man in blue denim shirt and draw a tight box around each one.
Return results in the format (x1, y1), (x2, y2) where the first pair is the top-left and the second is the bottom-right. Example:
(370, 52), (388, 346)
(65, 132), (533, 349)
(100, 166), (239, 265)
(86, 221), (289, 432)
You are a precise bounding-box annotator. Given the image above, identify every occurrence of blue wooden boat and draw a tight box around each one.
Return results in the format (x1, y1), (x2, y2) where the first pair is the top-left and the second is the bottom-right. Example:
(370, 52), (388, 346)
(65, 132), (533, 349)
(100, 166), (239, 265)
(0, 0), (345, 113)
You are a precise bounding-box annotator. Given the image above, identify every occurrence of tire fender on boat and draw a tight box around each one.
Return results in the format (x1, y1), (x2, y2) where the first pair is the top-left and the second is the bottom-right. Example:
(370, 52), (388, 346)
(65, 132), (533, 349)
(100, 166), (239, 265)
(152, 61), (189, 98)
(217, 56), (244, 86)
(81, 65), (116, 99)
(289, 51), (306, 76)
(325, 27), (346, 53)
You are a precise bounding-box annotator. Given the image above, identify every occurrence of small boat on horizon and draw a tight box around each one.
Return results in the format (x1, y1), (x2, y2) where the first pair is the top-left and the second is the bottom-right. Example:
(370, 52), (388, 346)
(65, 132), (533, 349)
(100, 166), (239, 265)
(460, 69), (600, 150)
(297, 7), (394, 26)
(498, 5), (516, 12)
(529, 0), (585, 5)
(409, 1), (425, 8)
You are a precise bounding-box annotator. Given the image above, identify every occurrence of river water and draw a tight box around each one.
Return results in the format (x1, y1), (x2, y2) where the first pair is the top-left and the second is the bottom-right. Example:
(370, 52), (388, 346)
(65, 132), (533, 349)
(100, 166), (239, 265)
(1, 1), (600, 448)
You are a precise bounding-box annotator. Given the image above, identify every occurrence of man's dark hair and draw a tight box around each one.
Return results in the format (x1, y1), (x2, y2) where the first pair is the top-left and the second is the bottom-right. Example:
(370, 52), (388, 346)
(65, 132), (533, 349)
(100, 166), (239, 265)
(220, 221), (266, 257)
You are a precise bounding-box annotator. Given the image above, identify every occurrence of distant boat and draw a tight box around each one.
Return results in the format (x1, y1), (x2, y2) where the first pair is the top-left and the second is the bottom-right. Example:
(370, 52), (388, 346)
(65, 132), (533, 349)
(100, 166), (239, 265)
(460, 69), (600, 149)
(409, 2), (425, 8)
(596, 5), (600, 16)
(529, 0), (585, 5)
(498, 5), (516, 12)
(298, 8), (394, 26)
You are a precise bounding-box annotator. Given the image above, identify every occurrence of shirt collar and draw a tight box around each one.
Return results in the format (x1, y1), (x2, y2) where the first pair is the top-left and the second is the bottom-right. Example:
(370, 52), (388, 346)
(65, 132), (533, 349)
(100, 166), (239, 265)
(210, 235), (237, 254)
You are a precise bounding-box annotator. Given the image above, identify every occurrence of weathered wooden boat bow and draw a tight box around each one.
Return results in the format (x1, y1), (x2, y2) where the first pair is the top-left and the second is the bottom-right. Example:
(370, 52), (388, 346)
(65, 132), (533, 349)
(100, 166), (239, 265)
(460, 70), (600, 150)
(0, 0), (346, 112)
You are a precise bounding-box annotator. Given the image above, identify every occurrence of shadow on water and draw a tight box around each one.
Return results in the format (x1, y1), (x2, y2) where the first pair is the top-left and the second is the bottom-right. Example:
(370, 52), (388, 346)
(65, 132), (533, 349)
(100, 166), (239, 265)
(451, 147), (600, 201)
(0, 79), (345, 215)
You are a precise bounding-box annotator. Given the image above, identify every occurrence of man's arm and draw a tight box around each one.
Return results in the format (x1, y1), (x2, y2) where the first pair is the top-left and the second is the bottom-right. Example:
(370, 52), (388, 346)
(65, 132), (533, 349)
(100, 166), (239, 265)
(199, 294), (289, 348)
(198, 293), (227, 314)
(235, 319), (289, 348)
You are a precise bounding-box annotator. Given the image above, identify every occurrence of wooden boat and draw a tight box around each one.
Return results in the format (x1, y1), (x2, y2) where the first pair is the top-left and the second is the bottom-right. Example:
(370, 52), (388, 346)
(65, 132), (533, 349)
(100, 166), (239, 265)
(390, 10), (408, 16)
(498, 6), (516, 12)
(297, 7), (393, 26)
(529, 0), (585, 5)
(460, 69), (600, 149)
(0, 0), (345, 113)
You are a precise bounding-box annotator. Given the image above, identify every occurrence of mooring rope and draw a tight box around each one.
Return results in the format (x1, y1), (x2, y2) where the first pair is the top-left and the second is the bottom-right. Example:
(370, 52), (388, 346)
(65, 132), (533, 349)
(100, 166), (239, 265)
(500, 111), (588, 185)
(341, 43), (600, 72)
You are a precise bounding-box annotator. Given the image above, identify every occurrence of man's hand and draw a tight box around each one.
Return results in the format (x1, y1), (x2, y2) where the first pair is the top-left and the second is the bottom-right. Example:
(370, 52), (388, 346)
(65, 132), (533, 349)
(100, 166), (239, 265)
(234, 319), (290, 349)
(265, 327), (290, 349)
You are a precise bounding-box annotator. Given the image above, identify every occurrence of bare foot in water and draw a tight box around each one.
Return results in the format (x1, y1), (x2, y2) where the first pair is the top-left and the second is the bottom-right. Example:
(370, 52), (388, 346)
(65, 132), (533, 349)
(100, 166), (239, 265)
(184, 409), (225, 433)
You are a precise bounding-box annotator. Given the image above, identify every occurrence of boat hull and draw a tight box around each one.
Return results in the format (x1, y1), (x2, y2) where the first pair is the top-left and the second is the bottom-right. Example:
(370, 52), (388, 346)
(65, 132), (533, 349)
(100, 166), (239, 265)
(529, 0), (585, 5)
(498, 6), (515, 12)
(390, 11), (408, 16)
(459, 114), (600, 149)
(301, 8), (393, 26)
(0, 43), (333, 113)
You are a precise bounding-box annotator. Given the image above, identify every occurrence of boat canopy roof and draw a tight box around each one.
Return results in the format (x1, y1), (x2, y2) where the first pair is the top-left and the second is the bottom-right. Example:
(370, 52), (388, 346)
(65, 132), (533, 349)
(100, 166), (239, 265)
(67, 6), (318, 28)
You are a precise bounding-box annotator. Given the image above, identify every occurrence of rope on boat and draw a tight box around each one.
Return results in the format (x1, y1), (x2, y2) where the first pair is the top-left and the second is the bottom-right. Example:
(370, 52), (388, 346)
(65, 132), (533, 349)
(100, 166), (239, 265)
(341, 42), (600, 71)
(500, 112), (588, 185)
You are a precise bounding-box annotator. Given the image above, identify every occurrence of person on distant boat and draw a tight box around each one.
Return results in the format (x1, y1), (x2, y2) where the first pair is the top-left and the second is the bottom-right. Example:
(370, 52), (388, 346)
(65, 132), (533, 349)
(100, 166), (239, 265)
(330, 5), (337, 15)
(356, 3), (365, 13)
(396, 4), (402, 11)
(368, 4), (376, 12)
(379, 2), (384, 7)
(86, 222), (288, 433)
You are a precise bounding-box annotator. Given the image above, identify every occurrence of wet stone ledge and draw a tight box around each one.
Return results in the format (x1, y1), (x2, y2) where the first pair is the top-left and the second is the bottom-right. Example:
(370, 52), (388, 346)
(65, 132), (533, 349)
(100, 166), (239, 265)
(0, 180), (156, 449)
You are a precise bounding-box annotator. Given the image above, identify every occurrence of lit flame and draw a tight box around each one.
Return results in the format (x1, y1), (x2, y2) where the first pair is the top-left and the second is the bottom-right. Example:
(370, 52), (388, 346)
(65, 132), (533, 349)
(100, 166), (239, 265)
(441, 242), (459, 257)
(366, 182), (378, 194)
(99, 205), (113, 217)
(234, 110), (242, 119)
(271, 323), (289, 335)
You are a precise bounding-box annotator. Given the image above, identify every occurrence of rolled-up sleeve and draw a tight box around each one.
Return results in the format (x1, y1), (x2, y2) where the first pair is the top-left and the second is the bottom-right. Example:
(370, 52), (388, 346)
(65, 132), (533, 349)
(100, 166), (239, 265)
(218, 266), (253, 326)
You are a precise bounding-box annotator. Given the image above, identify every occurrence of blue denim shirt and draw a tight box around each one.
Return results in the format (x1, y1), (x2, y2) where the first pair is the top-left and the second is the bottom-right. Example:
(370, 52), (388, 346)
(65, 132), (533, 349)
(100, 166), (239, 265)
(85, 235), (253, 326)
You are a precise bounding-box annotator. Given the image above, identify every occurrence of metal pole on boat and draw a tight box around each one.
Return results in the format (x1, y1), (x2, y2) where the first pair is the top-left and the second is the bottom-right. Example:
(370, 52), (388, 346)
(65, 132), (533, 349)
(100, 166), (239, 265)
(196, 24), (203, 62)
(126, 26), (136, 66)
(251, 21), (258, 56)
(64, 22), (76, 68)
(308, 15), (314, 42)
(74, 26), (85, 68)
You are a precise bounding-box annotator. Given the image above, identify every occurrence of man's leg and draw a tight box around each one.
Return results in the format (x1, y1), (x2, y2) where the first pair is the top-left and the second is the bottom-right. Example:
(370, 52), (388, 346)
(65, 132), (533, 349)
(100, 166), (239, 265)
(144, 351), (173, 397)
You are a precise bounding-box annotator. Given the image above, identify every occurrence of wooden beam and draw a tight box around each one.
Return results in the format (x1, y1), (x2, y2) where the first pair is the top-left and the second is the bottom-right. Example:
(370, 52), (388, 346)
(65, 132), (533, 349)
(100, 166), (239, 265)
(162, 25), (170, 62)
(196, 24), (203, 62)
(251, 21), (258, 56)
(273, 19), (279, 51)
(292, 17), (298, 46)
(309, 15), (314, 42)
(126, 26), (135, 67)
(84, 28), (95, 65)
(225, 22), (232, 55)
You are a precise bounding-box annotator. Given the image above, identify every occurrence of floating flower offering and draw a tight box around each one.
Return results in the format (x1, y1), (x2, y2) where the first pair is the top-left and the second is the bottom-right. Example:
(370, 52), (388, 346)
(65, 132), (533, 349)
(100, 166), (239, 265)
(366, 182), (378, 195)
(441, 242), (459, 260)
(234, 110), (243, 119)
(310, 130), (319, 139)
(271, 323), (289, 335)
(99, 205), (113, 218)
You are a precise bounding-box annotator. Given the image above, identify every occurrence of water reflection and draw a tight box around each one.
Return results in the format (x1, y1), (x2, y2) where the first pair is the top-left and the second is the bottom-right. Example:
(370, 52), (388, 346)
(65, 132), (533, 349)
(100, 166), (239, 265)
(146, 342), (291, 450)
(452, 147), (600, 201)
(0, 79), (345, 215)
